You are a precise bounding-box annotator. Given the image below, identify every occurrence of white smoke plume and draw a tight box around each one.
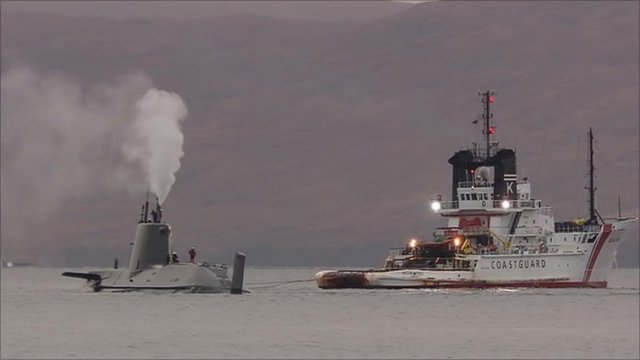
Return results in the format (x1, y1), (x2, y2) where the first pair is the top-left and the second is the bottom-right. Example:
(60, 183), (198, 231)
(124, 89), (188, 204)
(0, 65), (188, 242)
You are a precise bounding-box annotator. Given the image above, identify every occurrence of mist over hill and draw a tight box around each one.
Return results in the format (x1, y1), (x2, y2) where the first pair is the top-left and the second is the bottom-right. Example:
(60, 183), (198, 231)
(1, 1), (638, 267)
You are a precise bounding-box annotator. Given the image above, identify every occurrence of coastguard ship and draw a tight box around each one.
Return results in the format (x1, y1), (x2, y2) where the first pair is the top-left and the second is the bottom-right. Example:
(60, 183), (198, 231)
(63, 196), (245, 293)
(316, 91), (637, 289)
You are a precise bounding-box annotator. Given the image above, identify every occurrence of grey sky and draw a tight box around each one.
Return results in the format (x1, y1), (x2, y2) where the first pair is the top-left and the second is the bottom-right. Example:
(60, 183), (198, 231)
(0, 1), (412, 22)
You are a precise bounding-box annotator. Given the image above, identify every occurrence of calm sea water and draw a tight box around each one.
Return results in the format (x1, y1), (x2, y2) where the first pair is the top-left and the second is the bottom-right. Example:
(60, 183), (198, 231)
(1, 266), (638, 359)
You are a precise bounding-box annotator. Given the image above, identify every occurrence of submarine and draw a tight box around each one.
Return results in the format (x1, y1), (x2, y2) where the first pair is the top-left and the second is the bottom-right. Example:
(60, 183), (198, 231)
(63, 196), (245, 293)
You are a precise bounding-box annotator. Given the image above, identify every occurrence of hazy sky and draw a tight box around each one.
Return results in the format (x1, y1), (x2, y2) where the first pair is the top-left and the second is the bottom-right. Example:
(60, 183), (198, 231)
(0, 1), (413, 22)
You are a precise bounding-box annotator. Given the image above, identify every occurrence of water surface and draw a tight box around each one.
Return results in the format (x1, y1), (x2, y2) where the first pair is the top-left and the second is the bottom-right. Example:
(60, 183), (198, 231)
(1, 267), (638, 359)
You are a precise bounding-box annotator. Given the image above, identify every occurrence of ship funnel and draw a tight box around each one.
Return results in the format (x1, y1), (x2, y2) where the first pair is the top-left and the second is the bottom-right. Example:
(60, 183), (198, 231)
(128, 222), (171, 273)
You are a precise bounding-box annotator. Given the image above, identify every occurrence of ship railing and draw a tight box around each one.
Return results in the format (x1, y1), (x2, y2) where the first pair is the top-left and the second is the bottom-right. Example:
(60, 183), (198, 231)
(433, 227), (460, 236)
(440, 201), (459, 210)
(440, 199), (541, 210)
(554, 223), (600, 233)
(508, 245), (553, 255)
(382, 265), (475, 272)
(470, 146), (503, 161)
(457, 181), (494, 188)
(460, 226), (491, 235)
(456, 180), (530, 189)
(513, 229), (547, 236)
(387, 248), (406, 257)
(494, 200), (541, 209)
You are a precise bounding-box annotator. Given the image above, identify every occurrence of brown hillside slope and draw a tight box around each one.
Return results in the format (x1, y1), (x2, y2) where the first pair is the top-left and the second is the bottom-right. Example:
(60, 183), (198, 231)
(1, 2), (637, 267)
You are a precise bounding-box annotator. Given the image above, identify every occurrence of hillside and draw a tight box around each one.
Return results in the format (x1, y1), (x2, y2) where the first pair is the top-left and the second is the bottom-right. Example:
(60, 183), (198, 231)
(1, 1), (638, 267)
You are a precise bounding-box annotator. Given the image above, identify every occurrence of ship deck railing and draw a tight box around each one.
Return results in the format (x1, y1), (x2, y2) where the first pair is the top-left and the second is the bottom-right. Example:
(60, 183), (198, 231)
(440, 199), (542, 210)
(343, 267), (475, 273)
(470, 146), (503, 161)
(457, 180), (530, 189)
(460, 226), (491, 235)
(554, 223), (600, 233)
(457, 181), (494, 188)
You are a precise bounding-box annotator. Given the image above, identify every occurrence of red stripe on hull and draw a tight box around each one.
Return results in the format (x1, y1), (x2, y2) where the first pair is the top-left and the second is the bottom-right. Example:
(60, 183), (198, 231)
(583, 223), (613, 282)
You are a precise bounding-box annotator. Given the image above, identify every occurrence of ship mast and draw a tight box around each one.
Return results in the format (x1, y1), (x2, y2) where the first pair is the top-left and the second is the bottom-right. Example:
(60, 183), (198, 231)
(587, 127), (602, 224)
(479, 90), (496, 159)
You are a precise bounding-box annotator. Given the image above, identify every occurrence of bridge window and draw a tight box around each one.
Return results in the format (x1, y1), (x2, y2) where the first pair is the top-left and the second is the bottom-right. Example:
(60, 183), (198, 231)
(471, 193), (478, 200)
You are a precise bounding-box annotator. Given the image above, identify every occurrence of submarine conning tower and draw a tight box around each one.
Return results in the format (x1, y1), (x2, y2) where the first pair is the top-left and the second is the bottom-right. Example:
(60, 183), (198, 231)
(129, 197), (171, 273)
(447, 90), (517, 202)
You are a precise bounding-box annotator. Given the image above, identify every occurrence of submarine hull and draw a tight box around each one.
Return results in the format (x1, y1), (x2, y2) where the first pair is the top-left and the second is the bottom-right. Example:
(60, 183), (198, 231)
(66, 263), (230, 293)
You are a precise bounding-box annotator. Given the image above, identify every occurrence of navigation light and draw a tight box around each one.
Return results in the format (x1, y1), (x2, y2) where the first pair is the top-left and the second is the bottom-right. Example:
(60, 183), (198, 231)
(453, 237), (462, 247)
